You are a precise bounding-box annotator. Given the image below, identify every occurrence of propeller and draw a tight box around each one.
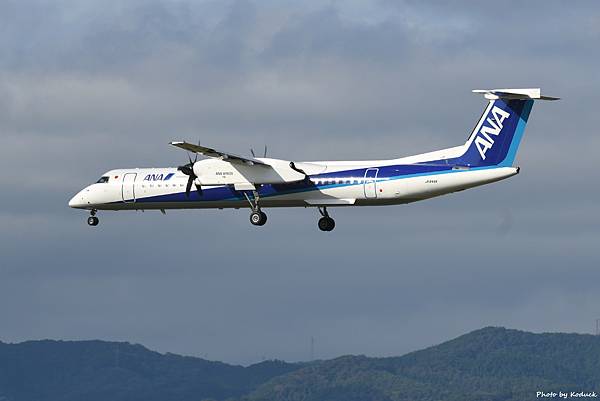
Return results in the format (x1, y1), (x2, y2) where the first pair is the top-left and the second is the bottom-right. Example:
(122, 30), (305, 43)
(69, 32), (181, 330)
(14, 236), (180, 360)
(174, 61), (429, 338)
(250, 145), (267, 158)
(177, 152), (202, 197)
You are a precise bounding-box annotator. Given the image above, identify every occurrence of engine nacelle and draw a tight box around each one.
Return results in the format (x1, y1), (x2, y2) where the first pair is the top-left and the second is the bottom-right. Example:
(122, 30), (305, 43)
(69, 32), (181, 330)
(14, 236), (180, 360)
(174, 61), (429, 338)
(193, 158), (320, 186)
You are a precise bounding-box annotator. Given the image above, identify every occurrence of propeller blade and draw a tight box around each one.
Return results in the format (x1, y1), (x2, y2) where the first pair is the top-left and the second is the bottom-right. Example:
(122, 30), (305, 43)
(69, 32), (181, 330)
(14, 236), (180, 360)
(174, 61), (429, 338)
(178, 146), (199, 197)
(178, 164), (193, 176)
(185, 176), (194, 197)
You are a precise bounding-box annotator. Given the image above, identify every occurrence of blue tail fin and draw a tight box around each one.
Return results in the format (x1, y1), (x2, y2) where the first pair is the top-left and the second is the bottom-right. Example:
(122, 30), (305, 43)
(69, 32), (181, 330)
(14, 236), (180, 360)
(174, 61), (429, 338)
(454, 88), (558, 167)
(458, 97), (533, 167)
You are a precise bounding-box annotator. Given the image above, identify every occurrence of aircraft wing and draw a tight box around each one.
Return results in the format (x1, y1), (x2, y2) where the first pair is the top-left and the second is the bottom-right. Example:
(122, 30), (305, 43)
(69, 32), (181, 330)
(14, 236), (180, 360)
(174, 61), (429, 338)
(170, 141), (268, 166)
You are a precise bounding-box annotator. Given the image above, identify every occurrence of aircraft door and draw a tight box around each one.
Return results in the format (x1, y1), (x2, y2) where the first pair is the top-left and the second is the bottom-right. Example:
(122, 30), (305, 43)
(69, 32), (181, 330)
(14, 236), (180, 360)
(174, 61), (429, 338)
(363, 168), (378, 199)
(122, 173), (137, 202)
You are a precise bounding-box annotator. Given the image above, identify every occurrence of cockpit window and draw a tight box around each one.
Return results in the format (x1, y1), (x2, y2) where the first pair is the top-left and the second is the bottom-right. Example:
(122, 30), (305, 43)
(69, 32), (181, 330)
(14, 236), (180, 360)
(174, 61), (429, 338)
(96, 176), (109, 183)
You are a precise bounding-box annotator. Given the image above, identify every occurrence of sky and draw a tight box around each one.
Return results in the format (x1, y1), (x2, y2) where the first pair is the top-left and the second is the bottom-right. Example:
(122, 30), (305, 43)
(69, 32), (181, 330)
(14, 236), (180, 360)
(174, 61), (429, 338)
(1, 0), (599, 365)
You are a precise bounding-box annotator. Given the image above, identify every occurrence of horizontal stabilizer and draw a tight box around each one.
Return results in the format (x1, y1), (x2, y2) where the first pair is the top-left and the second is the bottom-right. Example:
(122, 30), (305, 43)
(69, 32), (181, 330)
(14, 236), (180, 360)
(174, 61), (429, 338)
(472, 88), (559, 101)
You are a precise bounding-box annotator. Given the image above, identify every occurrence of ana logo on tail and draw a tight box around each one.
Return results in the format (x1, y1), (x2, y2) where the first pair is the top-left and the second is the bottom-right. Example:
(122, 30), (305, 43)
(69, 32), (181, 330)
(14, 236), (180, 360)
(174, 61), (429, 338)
(474, 106), (511, 160)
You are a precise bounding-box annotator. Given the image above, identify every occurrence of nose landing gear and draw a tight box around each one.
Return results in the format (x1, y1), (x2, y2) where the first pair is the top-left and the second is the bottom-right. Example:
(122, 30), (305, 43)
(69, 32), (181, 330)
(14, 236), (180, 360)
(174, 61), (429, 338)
(317, 207), (335, 232)
(87, 210), (99, 226)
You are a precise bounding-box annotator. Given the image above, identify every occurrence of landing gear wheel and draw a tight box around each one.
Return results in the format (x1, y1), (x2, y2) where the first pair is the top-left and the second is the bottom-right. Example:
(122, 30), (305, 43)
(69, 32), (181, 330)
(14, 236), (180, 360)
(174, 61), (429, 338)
(318, 217), (335, 232)
(87, 216), (99, 226)
(250, 211), (267, 226)
(317, 206), (335, 231)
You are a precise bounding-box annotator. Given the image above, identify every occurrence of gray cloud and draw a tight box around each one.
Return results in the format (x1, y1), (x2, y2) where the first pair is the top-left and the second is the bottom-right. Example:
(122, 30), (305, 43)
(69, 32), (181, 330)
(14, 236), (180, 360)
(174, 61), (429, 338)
(1, 0), (599, 364)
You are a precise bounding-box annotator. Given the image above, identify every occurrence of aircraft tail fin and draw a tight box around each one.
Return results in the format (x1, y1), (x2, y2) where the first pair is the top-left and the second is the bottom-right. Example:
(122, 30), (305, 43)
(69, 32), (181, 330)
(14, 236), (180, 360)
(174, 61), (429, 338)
(457, 88), (558, 167)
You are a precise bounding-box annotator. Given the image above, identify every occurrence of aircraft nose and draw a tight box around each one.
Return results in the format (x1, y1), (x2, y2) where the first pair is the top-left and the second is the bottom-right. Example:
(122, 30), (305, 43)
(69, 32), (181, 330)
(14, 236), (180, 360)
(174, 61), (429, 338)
(68, 196), (78, 208)
(68, 191), (87, 208)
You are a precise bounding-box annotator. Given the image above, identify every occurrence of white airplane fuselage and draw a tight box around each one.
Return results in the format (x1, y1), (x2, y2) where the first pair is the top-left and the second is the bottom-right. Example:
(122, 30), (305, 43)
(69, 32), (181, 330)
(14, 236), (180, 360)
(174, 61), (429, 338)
(69, 161), (519, 211)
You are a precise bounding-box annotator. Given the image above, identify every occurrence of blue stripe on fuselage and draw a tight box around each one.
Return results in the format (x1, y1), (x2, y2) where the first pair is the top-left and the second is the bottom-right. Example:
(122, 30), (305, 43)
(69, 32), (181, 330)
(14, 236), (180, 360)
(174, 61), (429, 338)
(126, 163), (492, 205)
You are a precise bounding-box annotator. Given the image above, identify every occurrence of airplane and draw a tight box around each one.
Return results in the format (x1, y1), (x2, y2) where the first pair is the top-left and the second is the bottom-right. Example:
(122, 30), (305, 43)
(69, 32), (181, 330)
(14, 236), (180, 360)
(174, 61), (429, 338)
(69, 88), (557, 231)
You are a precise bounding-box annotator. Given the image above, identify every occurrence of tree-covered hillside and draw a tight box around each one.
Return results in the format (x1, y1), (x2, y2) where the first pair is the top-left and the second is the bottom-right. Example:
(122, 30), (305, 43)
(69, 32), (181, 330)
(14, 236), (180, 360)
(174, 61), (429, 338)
(245, 327), (600, 401)
(1, 327), (600, 401)
(0, 339), (300, 401)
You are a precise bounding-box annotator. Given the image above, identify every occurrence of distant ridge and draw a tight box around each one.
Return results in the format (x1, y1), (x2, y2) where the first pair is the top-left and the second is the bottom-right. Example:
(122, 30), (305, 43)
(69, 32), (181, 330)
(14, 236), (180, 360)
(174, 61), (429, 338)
(246, 327), (600, 401)
(0, 339), (300, 401)
(2, 327), (600, 401)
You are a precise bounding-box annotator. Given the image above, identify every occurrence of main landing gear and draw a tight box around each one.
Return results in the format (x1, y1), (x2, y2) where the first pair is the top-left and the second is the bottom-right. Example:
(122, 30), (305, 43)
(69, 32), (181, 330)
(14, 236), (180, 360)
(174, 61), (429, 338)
(87, 210), (99, 226)
(244, 191), (267, 226)
(317, 207), (335, 232)
(250, 210), (267, 226)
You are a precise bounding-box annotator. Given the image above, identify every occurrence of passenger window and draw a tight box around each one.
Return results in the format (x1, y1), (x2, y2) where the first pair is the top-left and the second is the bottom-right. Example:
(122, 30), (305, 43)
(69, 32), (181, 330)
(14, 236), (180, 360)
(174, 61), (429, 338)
(96, 176), (109, 184)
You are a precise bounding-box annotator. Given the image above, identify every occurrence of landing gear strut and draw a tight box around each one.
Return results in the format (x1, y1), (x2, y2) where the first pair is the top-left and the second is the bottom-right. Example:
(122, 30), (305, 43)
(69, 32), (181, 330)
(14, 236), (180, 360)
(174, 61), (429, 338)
(317, 207), (335, 232)
(87, 210), (99, 226)
(244, 191), (267, 226)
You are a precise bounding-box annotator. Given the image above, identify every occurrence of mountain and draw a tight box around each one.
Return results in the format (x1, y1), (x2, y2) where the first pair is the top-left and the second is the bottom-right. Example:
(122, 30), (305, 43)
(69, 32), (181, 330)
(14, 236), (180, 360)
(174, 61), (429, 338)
(1, 327), (600, 401)
(245, 327), (600, 401)
(0, 340), (300, 401)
